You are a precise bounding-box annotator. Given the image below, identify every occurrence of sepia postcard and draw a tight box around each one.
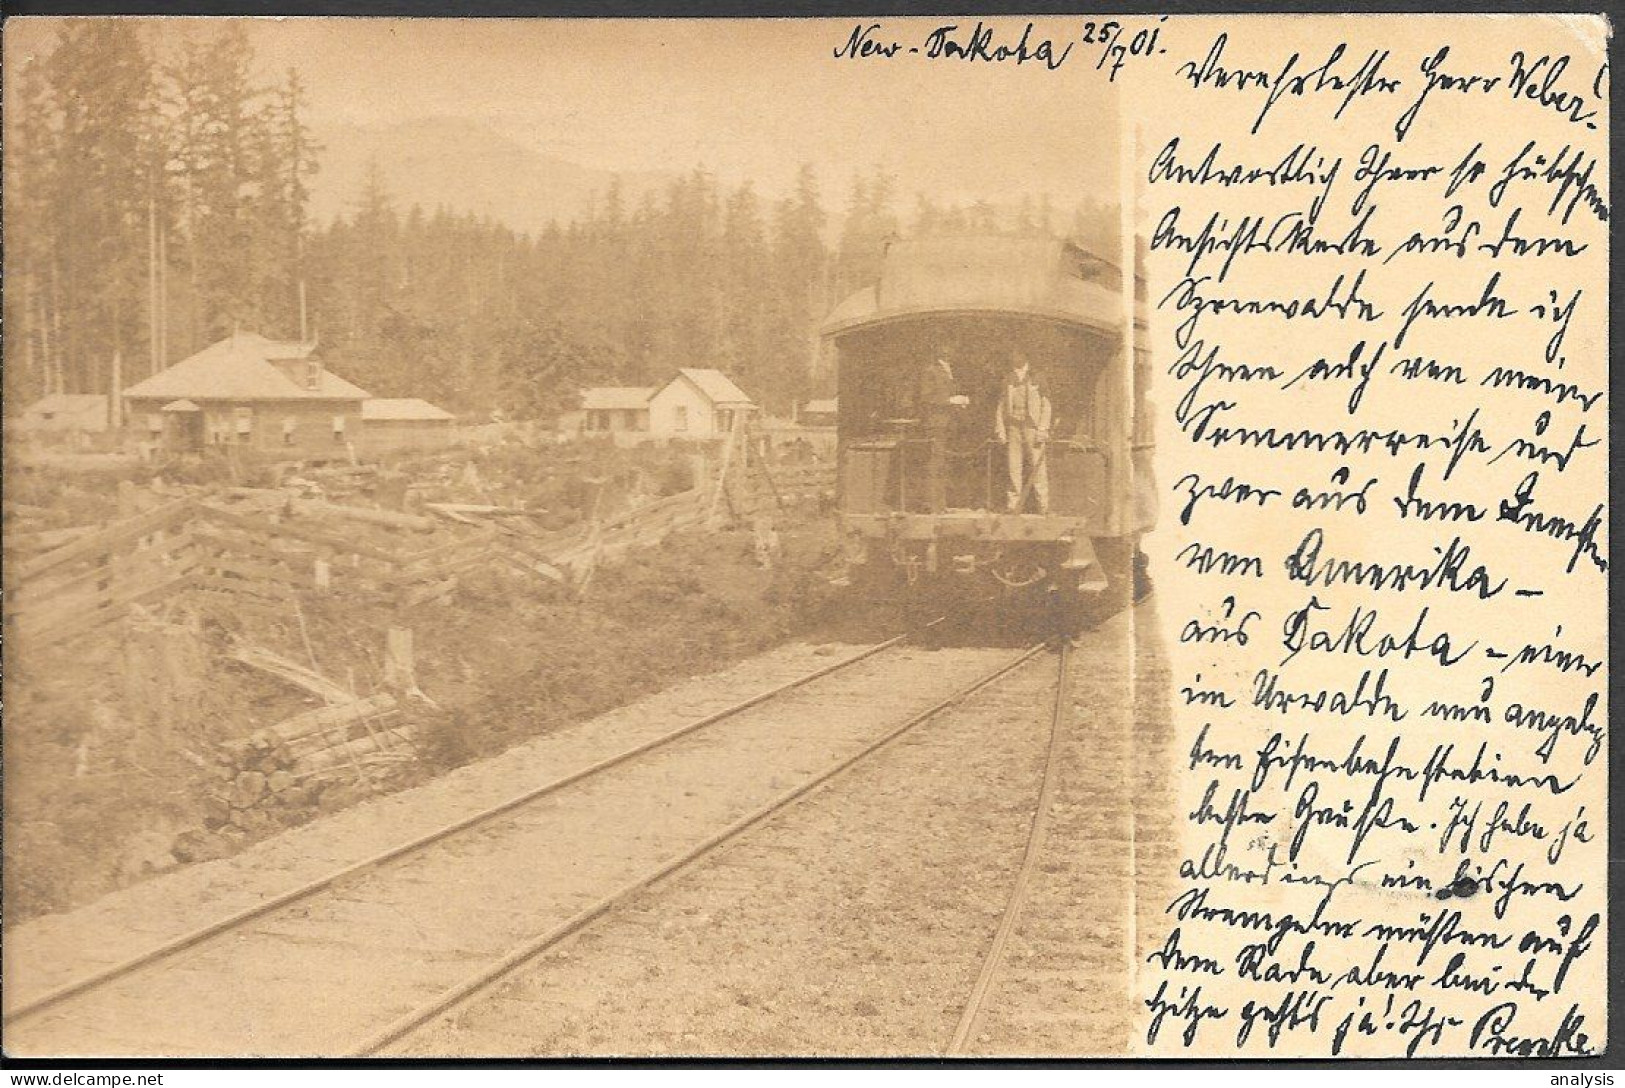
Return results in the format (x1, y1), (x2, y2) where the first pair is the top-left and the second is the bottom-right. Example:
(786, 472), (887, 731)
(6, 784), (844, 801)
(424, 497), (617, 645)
(0, 13), (1609, 1060)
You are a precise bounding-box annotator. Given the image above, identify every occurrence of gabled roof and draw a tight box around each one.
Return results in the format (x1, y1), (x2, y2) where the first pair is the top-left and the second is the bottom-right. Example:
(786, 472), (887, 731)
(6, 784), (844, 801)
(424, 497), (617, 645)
(667, 368), (754, 406)
(21, 393), (110, 430)
(122, 334), (371, 402)
(362, 398), (455, 422)
(581, 387), (655, 411)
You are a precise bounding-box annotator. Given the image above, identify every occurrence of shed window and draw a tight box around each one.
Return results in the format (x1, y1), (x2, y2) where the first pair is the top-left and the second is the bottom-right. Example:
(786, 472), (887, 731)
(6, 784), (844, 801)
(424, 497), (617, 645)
(234, 407), (254, 436)
(673, 406), (688, 432)
(332, 415), (347, 441)
(283, 418), (297, 446)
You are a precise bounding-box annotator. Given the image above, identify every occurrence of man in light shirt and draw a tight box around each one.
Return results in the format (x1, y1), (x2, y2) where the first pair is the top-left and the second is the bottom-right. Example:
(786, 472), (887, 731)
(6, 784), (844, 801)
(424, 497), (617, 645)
(993, 350), (1052, 514)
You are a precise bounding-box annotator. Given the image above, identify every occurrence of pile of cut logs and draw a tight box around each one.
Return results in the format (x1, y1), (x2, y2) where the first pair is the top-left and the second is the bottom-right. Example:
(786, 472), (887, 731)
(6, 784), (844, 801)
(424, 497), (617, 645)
(206, 693), (411, 833)
(204, 630), (425, 833)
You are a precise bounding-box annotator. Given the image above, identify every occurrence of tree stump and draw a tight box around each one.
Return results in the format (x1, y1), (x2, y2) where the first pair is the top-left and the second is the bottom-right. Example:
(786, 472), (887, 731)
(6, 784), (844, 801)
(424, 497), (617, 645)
(122, 614), (206, 736)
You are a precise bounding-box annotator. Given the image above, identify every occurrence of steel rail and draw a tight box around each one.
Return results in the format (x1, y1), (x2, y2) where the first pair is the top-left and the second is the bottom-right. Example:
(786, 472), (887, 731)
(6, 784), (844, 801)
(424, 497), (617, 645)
(946, 637), (1073, 1054)
(355, 640), (1051, 1056)
(3, 624), (938, 1027)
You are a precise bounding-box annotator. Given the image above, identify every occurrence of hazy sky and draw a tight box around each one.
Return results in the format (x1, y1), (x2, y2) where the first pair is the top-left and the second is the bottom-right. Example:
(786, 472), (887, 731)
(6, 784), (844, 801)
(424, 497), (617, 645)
(9, 16), (1123, 208)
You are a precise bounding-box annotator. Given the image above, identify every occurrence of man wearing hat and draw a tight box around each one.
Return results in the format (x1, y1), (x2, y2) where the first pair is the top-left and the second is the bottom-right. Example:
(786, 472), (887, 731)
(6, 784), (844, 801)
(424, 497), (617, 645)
(994, 350), (1052, 513)
(910, 346), (965, 512)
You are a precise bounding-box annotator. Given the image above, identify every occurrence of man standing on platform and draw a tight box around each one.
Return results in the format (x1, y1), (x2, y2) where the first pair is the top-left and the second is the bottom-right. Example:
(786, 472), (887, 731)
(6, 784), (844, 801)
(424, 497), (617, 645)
(911, 346), (964, 512)
(994, 350), (1052, 514)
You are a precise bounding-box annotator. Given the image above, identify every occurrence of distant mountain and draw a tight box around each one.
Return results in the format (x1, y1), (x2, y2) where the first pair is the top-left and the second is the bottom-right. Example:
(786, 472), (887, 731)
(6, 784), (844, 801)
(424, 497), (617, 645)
(308, 117), (668, 235)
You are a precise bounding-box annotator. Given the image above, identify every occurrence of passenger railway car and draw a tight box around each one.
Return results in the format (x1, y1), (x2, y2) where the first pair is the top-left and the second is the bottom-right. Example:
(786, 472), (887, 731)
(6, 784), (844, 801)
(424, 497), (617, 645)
(821, 234), (1154, 622)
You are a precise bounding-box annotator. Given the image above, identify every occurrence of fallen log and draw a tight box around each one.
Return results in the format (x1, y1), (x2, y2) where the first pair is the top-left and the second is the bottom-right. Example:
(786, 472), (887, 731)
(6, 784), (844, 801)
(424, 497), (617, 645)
(425, 502), (535, 517)
(293, 499), (435, 533)
(499, 548), (569, 585)
(227, 642), (355, 705)
(426, 505), (482, 527)
(219, 692), (397, 754)
(293, 720), (417, 775)
(197, 504), (403, 564)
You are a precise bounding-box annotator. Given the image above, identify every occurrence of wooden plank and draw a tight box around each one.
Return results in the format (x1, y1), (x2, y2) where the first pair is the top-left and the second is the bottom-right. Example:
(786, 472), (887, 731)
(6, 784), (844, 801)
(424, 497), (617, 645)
(504, 524), (592, 561)
(599, 487), (704, 531)
(270, 693), (396, 743)
(20, 568), (197, 648)
(613, 494), (704, 537)
(192, 525), (318, 565)
(386, 549), (486, 586)
(293, 500), (435, 533)
(226, 644), (356, 707)
(14, 499), (195, 583)
(753, 456), (784, 511)
(7, 524), (95, 555)
(7, 555), (119, 612)
(197, 504), (403, 564)
(427, 506), (481, 527)
(707, 416), (744, 524)
(399, 527), (500, 569)
(499, 548), (569, 585)
(7, 555), (198, 623)
(196, 573), (297, 602)
(404, 546), (497, 584)
(414, 535), (501, 567)
(204, 555), (313, 588)
(8, 544), (198, 621)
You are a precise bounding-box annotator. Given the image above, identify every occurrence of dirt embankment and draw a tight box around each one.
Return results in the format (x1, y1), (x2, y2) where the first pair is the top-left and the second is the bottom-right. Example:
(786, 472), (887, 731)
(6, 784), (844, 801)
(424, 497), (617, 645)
(4, 444), (844, 923)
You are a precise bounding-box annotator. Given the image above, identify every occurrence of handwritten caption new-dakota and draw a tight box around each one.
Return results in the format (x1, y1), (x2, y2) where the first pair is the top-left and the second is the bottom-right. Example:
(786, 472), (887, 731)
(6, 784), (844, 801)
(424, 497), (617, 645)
(832, 19), (1168, 79)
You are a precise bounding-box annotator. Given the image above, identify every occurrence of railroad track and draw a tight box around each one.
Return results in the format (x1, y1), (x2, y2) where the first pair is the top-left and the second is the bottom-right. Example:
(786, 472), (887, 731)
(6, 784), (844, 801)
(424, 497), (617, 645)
(947, 637), (1073, 1054)
(4, 624), (1042, 1057)
(381, 609), (1128, 1058)
(946, 605), (1146, 1055)
(358, 639), (1050, 1056)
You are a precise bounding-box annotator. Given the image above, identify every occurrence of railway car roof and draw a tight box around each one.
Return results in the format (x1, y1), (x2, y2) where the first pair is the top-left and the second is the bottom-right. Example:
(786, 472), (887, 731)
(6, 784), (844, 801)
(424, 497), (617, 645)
(820, 235), (1131, 338)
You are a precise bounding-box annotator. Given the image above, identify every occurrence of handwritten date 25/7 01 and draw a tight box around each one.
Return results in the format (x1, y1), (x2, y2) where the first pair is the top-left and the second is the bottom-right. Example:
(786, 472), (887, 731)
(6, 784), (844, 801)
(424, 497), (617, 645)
(832, 18), (1168, 79)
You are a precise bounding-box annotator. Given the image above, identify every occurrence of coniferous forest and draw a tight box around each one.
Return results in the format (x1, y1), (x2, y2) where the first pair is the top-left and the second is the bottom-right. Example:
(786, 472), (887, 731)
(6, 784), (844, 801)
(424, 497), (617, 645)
(4, 23), (1119, 418)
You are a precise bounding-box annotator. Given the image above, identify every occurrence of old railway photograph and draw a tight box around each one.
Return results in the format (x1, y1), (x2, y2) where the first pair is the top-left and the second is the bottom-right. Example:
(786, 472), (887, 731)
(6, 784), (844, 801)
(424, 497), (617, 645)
(1, 18), (1174, 1057)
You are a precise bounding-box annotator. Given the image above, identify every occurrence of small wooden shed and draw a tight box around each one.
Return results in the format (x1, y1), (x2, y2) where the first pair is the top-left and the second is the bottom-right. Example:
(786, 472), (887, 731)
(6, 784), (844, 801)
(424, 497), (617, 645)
(360, 398), (457, 454)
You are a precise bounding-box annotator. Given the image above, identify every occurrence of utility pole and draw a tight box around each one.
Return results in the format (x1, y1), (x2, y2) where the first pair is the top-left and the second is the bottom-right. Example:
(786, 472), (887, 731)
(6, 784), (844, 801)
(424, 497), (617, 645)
(157, 214), (169, 370)
(110, 349), (123, 433)
(148, 190), (160, 378)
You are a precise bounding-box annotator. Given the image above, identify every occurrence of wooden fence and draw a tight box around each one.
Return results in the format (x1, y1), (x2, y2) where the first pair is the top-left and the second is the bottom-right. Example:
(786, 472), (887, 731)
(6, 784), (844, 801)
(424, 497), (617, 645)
(4, 459), (836, 650)
(5, 499), (201, 648)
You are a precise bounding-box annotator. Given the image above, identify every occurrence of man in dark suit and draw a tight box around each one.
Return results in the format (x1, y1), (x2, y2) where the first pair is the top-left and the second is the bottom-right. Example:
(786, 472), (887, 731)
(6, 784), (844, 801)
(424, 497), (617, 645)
(912, 347), (963, 512)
